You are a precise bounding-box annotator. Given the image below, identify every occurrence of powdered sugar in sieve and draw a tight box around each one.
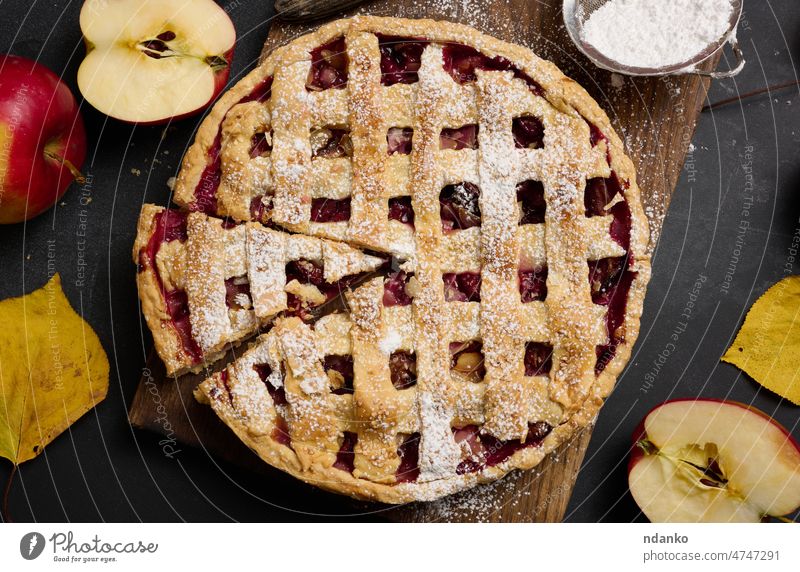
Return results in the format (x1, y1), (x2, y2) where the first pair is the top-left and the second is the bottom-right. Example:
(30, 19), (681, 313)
(563, 0), (745, 78)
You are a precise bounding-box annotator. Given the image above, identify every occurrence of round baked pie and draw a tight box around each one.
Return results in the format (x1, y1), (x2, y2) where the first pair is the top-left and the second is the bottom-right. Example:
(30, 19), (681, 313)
(134, 16), (651, 503)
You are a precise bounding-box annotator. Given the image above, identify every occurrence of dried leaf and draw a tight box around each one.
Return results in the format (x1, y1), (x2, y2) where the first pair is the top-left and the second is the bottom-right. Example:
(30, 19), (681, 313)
(0, 274), (109, 464)
(722, 275), (800, 405)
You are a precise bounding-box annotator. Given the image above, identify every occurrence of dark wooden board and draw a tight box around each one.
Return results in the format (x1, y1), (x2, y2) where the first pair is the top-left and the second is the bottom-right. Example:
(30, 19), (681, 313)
(129, 0), (720, 522)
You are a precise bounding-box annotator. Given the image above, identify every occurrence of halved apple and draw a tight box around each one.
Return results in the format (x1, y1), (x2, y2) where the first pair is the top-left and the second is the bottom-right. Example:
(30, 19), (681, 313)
(77, 0), (236, 124)
(628, 399), (800, 522)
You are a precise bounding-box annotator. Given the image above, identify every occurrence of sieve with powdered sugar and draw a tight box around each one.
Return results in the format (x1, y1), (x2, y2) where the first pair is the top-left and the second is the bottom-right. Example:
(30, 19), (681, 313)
(563, 0), (745, 78)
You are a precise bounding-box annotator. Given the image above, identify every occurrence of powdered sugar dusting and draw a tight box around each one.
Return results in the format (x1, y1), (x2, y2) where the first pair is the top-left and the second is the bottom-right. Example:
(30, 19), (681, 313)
(417, 393), (460, 481)
(378, 328), (402, 355)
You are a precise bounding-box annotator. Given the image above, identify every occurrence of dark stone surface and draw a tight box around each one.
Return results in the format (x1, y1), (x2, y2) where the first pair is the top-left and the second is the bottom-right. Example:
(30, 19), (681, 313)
(0, 1), (797, 522)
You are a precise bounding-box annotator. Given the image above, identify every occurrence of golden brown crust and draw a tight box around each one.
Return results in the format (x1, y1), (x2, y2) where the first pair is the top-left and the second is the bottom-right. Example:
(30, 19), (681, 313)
(177, 16), (651, 504)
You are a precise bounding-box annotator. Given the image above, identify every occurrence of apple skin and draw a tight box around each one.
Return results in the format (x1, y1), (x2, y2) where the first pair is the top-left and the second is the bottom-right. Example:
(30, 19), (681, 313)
(0, 55), (86, 224)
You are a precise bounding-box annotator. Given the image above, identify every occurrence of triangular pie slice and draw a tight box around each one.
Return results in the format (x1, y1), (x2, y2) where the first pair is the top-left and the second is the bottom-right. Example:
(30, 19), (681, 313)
(133, 204), (386, 376)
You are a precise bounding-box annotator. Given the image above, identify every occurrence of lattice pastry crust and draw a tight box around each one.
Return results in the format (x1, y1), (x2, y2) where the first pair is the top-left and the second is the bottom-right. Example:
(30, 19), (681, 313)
(149, 15), (652, 502)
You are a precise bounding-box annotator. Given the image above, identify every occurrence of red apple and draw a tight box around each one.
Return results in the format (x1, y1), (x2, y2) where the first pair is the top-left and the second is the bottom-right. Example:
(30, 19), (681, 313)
(628, 398), (800, 522)
(0, 55), (87, 224)
(77, 0), (236, 124)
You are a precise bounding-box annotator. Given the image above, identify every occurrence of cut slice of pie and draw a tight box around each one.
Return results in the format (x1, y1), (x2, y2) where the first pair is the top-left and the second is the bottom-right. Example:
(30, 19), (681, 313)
(133, 204), (386, 376)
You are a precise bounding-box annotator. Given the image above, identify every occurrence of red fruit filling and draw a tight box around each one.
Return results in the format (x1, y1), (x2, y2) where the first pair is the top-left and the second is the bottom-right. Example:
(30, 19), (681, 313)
(440, 182), (481, 231)
(138, 209), (188, 272)
(512, 116), (545, 149)
(390, 351), (417, 389)
(333, 432), (358, 472)
(395, 433), (420, 482)
(255, 363), (288, 406)
(324, 354), (354, 394)
(441, 44), (544, 95)
(609, 198), (632, 251)
(163, 290), (201, 364)
(454, 421), (552, 474)
(377, 35), (427, 86)
(516, 180), (546, 225)
(589, 122), (606, 148)
(440, 124), (478, 150)
(524, 342), (553, 376)
(310, 128), (353, 158)
(593, 259), (636, 375)
(192, 132), (222, 215)
(286, 258), (325, 286)
(272, 416), (292, 446)
(443, 272), (482, 302)
(519, 266), (548, 303)
(224, 275), (252, 309)
(383, 271), (414, 306)
(284, 258), (382, 321)
(584, 174), (622, 217)
(388, 196), (415, 227)
(311, 197), (351, 223)
(588, 122), (611, 165)
(588, 256), (629, 305)
(239, 76), (274, 105)
(387, 127), (413, 155)
(307, 37), (348, 91)
(249, 131), (273, 158)
(249, 195), (273, 224)
(218, 369), (233, 403)
(138, 210), (202, 364)
(191, 77), (273, 214)
(449, 341), (486, 382)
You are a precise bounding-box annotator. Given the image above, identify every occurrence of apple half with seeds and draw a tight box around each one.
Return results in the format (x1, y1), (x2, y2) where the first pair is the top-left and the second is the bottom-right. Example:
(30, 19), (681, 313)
(628, 399), (800, 522)
(77, 0), (235, 124)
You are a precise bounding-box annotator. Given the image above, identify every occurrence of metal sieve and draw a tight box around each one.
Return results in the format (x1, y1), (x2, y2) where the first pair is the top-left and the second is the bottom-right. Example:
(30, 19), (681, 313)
(563, 0), (745, 78)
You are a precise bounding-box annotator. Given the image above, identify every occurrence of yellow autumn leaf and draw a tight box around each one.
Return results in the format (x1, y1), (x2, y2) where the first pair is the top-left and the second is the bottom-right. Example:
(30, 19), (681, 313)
(0, 274), (109, 464)
(722, 275), (800, 405)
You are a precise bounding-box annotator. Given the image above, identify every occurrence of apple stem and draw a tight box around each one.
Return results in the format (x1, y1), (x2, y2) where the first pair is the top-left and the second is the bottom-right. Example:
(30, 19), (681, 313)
(205, 54), (229, 72)
(636, 439), (657, 455)
(44, 150), (86, 185)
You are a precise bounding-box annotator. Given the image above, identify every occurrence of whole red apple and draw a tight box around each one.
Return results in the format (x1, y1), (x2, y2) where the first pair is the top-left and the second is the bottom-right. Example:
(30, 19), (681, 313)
(0, 55), (87, 224)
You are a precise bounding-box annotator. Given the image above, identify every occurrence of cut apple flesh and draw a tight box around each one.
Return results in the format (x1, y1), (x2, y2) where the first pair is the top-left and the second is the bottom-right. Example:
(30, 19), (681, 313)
(629, 400), (800, 522)
(630, 455), (763, 522)
(77, 0), (235, 123)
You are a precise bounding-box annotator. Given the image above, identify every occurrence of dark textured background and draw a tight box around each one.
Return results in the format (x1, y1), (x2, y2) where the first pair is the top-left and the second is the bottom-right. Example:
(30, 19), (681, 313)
(0, 1), (797, 522)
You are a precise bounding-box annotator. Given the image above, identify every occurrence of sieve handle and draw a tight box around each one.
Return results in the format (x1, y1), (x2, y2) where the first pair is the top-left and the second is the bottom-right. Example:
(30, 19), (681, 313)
(694, 35), (745, 79)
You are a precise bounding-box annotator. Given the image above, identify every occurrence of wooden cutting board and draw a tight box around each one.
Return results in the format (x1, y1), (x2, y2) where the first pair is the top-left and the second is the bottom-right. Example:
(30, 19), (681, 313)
(129, 0), (720, 522)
